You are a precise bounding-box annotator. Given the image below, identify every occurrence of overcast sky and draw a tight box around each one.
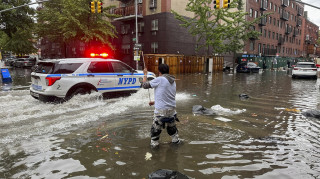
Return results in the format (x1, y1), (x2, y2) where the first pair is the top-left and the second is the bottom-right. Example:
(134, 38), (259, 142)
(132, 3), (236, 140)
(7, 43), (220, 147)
(300, 0), (320, 27)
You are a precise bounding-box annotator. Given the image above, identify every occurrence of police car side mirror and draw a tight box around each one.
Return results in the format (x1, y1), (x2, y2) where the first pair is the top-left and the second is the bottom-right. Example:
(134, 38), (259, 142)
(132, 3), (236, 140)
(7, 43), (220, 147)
(139, 77), (143, 83)
(131, 69), (137, 74)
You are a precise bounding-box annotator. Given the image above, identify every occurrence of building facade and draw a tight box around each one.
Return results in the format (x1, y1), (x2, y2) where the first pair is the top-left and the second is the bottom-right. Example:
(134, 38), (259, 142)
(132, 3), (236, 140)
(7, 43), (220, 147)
(39, 0), (319, 65)
(107, 0), (211, 67)
(243, 0), (319, 59)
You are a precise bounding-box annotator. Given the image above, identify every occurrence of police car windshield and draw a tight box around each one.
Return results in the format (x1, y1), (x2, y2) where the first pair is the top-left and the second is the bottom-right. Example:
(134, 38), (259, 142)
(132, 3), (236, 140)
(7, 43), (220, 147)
(34, 62), (82, 74)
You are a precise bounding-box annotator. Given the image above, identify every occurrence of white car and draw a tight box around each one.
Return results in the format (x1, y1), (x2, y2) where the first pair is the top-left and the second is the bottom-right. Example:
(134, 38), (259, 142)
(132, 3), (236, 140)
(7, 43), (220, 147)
(292, 62), (317, 79)
(30, 58), (156, 102)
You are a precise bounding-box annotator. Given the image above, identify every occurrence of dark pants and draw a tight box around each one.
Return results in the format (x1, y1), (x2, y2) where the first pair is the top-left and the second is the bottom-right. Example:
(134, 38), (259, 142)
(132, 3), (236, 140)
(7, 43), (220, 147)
(150, 115), (179, 144)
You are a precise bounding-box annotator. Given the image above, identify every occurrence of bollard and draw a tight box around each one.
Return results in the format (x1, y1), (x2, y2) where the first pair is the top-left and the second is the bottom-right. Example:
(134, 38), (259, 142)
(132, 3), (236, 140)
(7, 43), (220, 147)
(1, 68), (12, 83)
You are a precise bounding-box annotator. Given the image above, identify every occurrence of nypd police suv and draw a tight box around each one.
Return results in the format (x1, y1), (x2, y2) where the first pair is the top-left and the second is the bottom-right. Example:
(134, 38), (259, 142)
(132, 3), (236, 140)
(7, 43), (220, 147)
(30, 58), (156, 102)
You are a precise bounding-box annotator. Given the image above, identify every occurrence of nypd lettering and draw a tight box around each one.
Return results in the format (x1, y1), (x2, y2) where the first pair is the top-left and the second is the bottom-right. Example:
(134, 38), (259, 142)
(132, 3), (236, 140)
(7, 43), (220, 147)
(118, 78), (137, 85)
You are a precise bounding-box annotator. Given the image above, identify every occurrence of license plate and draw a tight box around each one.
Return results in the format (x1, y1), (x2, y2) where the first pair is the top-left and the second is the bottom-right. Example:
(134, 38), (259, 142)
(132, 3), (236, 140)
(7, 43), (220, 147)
(32, 84), (42, 91)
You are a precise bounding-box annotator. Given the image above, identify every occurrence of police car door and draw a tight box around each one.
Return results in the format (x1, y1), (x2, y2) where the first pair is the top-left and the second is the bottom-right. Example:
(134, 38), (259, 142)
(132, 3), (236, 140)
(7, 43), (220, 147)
(110, 61), (140, 91)
(87, 61), (115, 93)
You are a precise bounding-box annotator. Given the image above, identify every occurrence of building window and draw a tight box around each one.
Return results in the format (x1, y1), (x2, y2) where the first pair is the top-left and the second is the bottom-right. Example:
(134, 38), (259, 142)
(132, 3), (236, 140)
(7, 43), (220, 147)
(264, 29), (267, 37)
(249, 9), (253, 17)
(268, 31), (271, 38)
(151, 19), (158, 31)
(151, 42), (158, 53)
(255, 11), (258, 18)
(250, 41), (255, 51)
(258, 43), (261, 54)
(150, 0), (157, 9)
(272, 32), (275, 39)
(121, 44), (130, 54)
(121, 24), (130, 34)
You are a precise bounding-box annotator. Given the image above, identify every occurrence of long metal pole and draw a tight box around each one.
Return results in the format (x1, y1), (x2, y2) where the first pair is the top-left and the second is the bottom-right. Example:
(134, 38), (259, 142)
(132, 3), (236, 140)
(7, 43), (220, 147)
(135, 0), (139, 70)
(0, 0), (49, 13)
(292, 0), (320, 10)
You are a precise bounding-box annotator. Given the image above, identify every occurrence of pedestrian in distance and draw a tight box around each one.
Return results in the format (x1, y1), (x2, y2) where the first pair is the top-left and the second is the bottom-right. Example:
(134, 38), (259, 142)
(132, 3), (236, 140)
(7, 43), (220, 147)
(142, 64), (180, 148)
(273, 57), (277, 70)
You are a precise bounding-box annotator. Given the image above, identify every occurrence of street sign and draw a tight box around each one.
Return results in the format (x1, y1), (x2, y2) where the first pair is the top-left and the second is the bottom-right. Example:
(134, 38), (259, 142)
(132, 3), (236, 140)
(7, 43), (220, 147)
(134, 43), (142, 48)
(134, 56), (140, 61)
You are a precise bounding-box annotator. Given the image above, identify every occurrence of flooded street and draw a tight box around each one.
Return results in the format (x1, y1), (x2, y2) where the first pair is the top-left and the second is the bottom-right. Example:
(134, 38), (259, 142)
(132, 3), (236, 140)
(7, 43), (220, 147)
(0, 68), (320, 179)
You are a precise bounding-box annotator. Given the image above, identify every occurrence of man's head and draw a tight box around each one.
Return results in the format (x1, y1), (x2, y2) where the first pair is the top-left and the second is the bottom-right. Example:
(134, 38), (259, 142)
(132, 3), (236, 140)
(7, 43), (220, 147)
(158, 64), (169, 75)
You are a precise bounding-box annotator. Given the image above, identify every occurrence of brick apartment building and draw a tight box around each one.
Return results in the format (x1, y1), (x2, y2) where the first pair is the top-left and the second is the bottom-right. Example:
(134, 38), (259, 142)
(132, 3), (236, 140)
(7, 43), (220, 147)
(106, 0), (211, 67)
(40, 0), (319, 66)
(243, 0), (319, 59)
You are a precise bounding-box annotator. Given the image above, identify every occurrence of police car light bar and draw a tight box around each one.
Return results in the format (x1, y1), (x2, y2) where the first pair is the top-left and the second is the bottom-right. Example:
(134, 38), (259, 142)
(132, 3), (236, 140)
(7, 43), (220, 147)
(90, 53), (109, 58)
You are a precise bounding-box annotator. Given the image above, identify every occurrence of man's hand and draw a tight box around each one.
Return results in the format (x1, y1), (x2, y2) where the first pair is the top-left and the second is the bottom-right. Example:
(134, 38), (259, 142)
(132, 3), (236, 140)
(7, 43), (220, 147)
(143, 68), (148, 75)
(149, 101), (155, 106)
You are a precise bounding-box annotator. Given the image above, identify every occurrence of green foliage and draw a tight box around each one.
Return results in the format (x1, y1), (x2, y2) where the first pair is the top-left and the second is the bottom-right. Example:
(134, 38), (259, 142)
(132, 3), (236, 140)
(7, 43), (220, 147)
(0, 0), (36, 55)
(172, 0), (267, 55)
(36, 0), (118, 49)
(3, 28), (37, 55)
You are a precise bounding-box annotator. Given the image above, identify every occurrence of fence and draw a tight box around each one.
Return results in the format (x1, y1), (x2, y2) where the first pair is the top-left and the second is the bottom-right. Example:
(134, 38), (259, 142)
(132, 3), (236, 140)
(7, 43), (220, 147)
(238, 56), (312, 69)
(143, 54), (224, 74)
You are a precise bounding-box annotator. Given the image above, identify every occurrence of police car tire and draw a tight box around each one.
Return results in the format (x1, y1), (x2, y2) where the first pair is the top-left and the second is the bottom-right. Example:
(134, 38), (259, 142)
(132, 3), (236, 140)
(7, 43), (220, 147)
(68, 87), (90, 99)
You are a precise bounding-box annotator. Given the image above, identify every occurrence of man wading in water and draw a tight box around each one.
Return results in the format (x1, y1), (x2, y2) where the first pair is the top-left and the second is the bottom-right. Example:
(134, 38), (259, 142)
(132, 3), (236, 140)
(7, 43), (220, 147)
(142, 64), (180, 148)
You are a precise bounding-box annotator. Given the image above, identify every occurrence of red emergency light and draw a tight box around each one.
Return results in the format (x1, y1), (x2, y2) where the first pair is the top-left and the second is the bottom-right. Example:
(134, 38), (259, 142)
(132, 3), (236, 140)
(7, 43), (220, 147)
(90, 52), (109, 58)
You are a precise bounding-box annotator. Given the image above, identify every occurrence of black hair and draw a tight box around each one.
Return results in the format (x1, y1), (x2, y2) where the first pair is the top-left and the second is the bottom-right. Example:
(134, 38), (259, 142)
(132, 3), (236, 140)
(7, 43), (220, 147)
(158, 64), (169, 74)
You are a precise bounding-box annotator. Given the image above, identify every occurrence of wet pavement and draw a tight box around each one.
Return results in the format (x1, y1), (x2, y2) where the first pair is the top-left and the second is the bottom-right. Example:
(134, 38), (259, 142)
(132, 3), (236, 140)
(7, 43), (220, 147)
(0, 67), (320, 178)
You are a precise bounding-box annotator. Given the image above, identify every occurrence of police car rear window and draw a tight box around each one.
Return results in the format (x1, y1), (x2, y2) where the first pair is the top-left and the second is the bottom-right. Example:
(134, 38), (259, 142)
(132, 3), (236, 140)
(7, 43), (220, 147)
(34, 62), (82, 74)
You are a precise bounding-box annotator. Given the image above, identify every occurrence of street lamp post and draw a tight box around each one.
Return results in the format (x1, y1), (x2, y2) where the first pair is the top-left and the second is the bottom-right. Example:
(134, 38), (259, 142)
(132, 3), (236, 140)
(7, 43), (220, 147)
(135, 0), (139, 70)
(0, 0), (50, 14)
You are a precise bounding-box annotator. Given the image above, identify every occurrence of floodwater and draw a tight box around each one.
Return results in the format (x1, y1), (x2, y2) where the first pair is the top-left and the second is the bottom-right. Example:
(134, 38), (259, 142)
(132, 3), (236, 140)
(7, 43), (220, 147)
(0, 68), (320, 179)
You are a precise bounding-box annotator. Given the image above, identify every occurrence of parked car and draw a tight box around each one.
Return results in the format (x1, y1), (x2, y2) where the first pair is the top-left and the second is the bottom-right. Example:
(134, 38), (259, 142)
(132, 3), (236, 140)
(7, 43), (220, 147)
(23, 58), (37, 68)
(292, 62), (317, 79)
(13, 58), (27, 68)
(4, 57), (18, 66)
(13, 58), (36, 68)
(236, 62), (261, 73)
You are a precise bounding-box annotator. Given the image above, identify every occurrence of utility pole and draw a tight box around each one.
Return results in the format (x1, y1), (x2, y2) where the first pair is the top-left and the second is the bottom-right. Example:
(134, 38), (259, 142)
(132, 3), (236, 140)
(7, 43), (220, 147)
(0, 0), (50, 14)
(135, 0), (139, 70)
(292, 0), (320, 10)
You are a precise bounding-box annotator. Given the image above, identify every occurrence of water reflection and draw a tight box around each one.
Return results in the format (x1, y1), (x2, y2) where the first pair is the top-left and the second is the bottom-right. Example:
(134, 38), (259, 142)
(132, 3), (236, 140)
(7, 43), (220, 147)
(0, 71), (319, 178)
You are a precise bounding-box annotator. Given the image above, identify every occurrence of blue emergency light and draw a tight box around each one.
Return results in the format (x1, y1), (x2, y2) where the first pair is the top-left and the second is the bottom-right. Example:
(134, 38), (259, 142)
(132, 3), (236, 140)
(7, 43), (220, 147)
(1, 68), (12, 83)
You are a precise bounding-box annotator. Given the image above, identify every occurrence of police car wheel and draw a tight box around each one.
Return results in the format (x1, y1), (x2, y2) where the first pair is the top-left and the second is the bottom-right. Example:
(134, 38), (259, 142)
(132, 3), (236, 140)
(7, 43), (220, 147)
(68, 88), (90, 99)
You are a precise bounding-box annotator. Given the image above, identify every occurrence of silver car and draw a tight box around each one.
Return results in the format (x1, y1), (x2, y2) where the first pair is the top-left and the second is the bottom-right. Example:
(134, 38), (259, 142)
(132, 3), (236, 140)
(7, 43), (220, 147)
(292, 62), (317, 79)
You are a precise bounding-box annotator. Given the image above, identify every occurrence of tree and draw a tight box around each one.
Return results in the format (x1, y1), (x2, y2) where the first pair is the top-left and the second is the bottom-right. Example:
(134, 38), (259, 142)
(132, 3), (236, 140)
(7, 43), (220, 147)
(0, 0), (36, 55)
(172, 0), (267, 70)
(36, 0), (118, 57)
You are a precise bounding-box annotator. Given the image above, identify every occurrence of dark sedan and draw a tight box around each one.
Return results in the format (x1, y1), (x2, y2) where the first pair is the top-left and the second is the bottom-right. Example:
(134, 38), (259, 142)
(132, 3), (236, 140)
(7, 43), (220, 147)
(13, 58), (36, 68)
(236, 62), (261, 73)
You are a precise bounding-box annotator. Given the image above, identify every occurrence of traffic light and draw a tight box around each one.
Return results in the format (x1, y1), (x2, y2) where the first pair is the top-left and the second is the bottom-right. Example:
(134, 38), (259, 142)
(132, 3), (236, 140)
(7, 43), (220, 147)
(90, 1), (95, 13)
(214, 0), (220, 9)
(223, 0), (230, 9)
(97, 1), (103, 13)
